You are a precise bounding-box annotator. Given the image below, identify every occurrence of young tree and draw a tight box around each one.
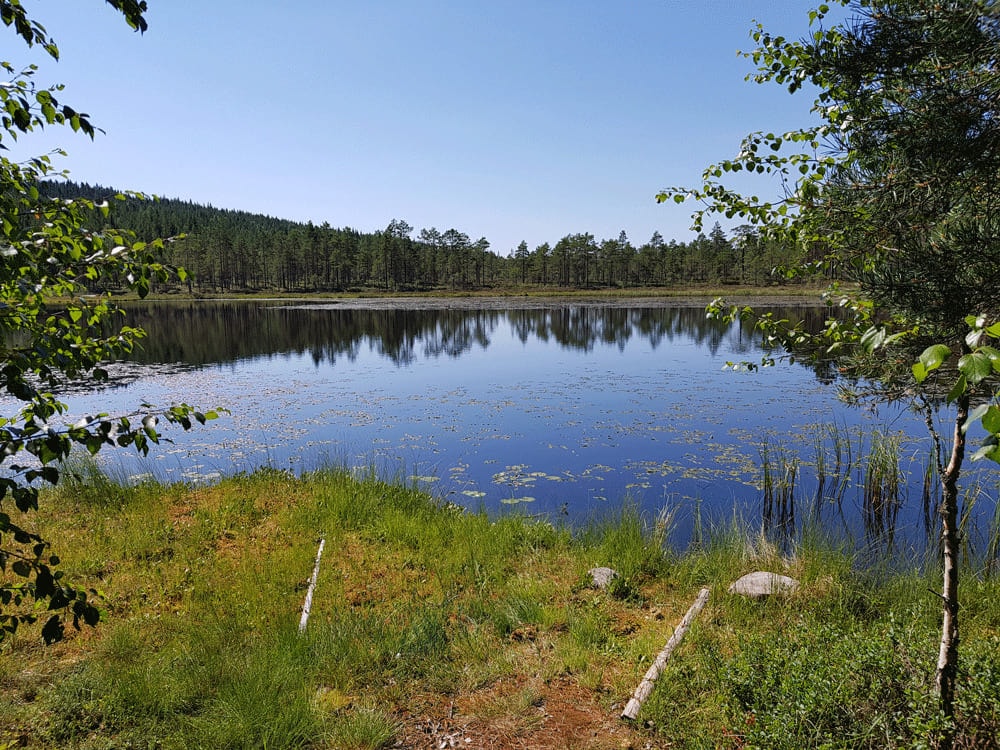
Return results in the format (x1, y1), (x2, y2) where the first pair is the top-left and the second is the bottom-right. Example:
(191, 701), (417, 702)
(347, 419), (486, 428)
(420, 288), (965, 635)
(0, 1), (216, 643)
(660, 0), (1000, 738)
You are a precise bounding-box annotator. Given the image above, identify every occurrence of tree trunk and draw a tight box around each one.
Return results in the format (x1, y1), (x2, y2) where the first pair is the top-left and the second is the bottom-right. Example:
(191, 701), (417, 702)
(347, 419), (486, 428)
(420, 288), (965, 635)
(937, 391), (967, 745)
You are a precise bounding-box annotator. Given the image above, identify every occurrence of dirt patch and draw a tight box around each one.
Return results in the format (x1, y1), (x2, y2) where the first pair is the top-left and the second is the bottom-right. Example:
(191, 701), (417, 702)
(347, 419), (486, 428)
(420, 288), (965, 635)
(395, 677), (665, 750)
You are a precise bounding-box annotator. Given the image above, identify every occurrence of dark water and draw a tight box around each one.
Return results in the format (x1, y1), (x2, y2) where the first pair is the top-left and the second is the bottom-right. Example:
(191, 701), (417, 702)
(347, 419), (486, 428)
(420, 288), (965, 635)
(21, 299), (1000, 550)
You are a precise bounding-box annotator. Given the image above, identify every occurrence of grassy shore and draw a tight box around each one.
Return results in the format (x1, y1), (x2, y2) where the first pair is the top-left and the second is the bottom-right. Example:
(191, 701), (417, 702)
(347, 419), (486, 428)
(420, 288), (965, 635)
(1, 467), (998, 749)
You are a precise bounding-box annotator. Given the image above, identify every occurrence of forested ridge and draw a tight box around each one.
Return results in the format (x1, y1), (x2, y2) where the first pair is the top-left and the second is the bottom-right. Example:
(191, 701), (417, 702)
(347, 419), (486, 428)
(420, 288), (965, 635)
(40, 179), (813, 293)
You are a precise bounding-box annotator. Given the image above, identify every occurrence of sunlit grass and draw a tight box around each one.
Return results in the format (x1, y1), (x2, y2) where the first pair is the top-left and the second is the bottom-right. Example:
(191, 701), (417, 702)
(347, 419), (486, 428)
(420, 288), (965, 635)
(1, 463), (998, 748)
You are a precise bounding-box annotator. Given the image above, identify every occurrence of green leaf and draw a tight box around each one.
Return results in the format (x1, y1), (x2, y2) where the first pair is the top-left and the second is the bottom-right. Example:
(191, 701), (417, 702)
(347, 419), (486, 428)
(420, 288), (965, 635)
(958, 352), (993, 385)
(971, 435), (1000, 463)
(41, 615), (64, 645)
(860, 326), (886, 353)
(34, 566), (54, 597)
(11, 560), (31, 577)
(966, 403), (990, 433)
(946, 374), (967, 404)
(983, 405), (1000, 435)
(919, 344), (951, 371)
(979, 346), (1000, 369)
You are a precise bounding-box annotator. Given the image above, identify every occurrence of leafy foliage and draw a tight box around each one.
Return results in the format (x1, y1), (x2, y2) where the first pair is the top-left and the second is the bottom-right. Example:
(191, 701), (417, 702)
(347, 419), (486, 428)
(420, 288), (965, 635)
(0, 1), (217, 642)
(660, 0), (1000, 731)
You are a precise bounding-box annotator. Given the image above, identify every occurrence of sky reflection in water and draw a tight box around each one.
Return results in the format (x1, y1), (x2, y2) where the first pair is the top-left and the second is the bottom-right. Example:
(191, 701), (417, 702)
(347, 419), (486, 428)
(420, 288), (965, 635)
(24, 300), (997, 548)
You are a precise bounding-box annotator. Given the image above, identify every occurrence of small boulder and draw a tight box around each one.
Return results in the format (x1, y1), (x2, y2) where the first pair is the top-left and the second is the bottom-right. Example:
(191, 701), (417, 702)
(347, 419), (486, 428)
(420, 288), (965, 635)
(728, 571), (799, 599)
(588, 566), (618, 590)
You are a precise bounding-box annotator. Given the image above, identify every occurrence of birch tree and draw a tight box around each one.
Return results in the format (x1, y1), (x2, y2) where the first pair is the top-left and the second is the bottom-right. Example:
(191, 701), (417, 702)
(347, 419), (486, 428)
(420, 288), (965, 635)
(660, 1), (1000, 741)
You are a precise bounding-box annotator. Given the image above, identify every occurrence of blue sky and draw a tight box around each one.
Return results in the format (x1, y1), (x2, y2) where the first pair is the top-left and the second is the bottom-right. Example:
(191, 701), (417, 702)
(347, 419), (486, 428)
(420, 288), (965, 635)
(19, 1), (830, 255)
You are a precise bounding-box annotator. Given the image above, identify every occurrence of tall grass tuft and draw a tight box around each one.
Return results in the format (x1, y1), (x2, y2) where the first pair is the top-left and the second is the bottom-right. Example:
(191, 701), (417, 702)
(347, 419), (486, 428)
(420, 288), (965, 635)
(183, 628), (322, 749)
(54, 454), (149, 508)
(325, 706), (397, 750)
(986, 490), (1000, 578)
(922, 449), (942, 552)
(862, 430), (902, 551)
(823, 421), (853, 509)
(581, 502), (672, 587)
(759, 439), (797, 543)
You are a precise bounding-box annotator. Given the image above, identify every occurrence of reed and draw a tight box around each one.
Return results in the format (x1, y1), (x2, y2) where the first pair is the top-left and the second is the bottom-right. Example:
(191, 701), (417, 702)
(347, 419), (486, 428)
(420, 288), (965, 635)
(812, 427), (827, 520)
(758, 439), (797, 542)
(824, 421), (853, 509)
(922, 449), (942, 549)
(862, 431), (903, 550)
(986, 490), (1000, 579)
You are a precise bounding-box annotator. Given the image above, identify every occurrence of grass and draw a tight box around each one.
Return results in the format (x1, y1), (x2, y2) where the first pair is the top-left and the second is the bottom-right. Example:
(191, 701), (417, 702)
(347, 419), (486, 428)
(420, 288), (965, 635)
(1, 464), (998, 749)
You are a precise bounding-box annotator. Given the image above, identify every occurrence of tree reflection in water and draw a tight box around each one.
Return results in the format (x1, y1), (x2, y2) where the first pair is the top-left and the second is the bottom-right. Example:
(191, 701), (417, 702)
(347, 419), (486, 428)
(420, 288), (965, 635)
(34, 299), (987, 552)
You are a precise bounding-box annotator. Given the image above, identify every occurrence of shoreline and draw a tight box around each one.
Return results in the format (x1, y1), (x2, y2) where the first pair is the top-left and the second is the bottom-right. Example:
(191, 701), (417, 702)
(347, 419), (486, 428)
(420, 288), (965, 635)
(143, 285), (836, 310)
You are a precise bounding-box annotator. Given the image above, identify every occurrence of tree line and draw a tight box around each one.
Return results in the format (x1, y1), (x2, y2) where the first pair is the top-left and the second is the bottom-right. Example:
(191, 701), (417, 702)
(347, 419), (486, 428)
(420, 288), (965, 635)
(39, 180), (815, 293)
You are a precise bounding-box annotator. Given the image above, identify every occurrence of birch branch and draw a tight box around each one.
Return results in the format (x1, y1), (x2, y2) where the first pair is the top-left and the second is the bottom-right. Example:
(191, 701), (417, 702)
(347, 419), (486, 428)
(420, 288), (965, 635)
(298, 537), (326, 634)
(621, 586), (710, 721)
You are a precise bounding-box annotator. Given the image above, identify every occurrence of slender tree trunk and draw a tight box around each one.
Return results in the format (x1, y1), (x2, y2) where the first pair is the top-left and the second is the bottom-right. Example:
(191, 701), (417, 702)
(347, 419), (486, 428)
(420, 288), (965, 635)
(937, 391), (967, 745)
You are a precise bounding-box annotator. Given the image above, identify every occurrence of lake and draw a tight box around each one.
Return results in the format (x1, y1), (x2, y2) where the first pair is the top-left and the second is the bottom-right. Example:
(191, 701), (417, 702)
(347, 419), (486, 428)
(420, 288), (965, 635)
(22, 298), (1000, 551)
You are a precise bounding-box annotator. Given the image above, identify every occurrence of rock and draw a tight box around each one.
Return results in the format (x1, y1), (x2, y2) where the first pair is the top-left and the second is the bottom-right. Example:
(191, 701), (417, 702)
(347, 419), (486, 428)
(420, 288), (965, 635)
(728, 571), (799, 599)
(588, 566), (618, 589)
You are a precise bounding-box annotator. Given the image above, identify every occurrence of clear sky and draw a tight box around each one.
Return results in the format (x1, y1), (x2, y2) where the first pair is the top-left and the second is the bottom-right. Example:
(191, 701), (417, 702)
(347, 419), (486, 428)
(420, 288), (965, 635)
(18, 1), (831, 255)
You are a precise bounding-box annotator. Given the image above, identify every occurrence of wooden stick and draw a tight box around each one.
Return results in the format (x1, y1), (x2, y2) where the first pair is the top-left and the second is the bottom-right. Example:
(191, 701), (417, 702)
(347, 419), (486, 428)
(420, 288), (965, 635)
(298, 537), (326, 634)
(621, 587), (710, 721)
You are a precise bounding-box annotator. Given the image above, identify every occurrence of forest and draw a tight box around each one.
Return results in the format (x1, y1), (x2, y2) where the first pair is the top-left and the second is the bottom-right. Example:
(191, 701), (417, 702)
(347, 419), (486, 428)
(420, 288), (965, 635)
(39, 180), (815, 293)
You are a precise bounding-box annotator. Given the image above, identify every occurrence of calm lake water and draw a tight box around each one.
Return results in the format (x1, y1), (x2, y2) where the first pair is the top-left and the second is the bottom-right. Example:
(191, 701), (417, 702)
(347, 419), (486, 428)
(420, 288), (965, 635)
(24, 299), (1000, 549)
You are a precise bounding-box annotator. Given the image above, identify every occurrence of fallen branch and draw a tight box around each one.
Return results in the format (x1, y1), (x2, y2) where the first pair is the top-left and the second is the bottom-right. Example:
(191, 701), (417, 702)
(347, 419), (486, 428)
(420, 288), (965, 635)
(298, 537), (326, 634)
(621, 586), (710, 721)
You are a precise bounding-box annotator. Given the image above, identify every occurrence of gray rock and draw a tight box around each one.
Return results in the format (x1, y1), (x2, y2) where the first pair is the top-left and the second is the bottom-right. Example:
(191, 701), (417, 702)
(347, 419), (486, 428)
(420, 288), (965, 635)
(588, 566), (618, 589)
(728, 571), (799, 599)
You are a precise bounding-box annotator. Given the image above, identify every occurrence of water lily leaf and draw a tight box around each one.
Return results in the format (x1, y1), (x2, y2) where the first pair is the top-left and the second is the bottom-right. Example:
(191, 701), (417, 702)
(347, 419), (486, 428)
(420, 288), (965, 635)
(500, 496), (535, 505)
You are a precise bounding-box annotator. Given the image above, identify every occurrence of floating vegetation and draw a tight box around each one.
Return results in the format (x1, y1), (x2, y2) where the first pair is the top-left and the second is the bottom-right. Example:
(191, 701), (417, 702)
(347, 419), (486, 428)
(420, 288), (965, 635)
(410, 475), (440, 483)
(500, 496), (536, 505)
(492, 465), (534, 488)
(461, 490), (486, 498)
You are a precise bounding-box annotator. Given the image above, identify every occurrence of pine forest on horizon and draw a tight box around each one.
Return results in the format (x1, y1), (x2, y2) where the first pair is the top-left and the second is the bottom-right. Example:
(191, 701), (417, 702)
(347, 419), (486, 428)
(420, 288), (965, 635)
(39, 180), (824, 294)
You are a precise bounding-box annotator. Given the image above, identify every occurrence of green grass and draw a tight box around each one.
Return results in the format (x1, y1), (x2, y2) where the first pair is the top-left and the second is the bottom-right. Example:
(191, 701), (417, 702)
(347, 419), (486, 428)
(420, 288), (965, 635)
(1, 465), (998, 749)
